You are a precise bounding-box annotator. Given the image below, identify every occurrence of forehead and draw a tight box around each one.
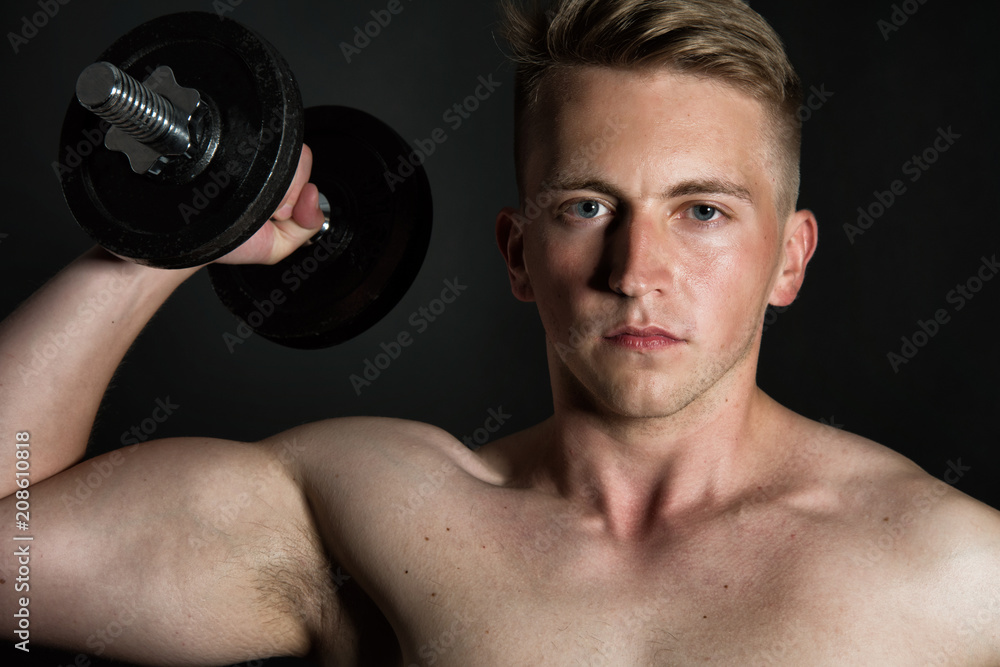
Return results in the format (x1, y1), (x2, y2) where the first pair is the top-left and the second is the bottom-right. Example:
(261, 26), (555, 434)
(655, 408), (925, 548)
(525, 67), (777, 206)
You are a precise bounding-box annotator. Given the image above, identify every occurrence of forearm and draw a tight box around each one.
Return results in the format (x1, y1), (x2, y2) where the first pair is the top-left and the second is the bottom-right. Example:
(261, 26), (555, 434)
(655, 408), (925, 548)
(0, 247), (198, 496)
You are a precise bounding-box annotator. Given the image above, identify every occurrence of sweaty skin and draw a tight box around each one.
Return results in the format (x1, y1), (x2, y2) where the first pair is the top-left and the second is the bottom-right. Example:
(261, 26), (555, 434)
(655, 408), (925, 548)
(2, 69), (999, 666)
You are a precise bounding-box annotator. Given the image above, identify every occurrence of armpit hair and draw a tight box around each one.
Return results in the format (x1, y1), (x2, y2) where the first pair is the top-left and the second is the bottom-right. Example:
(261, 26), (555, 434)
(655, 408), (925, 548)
(243, 518), (339, 654)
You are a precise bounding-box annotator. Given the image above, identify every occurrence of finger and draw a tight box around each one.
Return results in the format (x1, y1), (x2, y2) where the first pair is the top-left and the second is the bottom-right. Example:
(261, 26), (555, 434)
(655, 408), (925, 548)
(213, 183), (325, 266)
(291, 183), (325, 232)
(270, 144), (314, 222)
(269, 184), (324, 245)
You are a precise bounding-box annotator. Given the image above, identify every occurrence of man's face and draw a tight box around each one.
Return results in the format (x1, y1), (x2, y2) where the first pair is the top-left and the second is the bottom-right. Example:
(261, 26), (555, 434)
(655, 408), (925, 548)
(500, 67), (804, 420)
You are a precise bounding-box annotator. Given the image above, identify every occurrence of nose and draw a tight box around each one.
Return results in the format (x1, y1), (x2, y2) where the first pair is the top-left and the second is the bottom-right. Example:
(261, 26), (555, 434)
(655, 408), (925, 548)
(607, 209), (671, 298)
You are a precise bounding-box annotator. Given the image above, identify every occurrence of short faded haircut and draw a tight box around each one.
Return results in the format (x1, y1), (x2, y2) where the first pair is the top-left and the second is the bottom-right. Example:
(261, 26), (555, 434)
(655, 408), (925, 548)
(500, 0), (804, 218)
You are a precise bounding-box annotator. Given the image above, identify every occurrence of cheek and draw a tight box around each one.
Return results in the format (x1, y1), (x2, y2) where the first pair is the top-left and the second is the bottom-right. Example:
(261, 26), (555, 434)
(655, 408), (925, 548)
(525, 232), (604, 335)
(683, 235), (775, 318)
(671, 232), (741, 296)
(526, 228), (593, 294)
(522, 233), (568, 319)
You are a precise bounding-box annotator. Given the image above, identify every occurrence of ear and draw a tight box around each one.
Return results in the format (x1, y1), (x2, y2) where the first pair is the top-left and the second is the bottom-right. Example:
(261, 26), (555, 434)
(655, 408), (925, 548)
(496, 206), (535, 302)
(769, 209), (818, 307)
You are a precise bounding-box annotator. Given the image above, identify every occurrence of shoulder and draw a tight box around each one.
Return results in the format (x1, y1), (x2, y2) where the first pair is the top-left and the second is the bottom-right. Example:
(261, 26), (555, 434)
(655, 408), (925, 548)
(258, 415), (506, 496)
(873, 458), (1000, 660)
(784, 412), (1000, 547)
(250, 417), (507, 658)
(785, 413), (1000, 657)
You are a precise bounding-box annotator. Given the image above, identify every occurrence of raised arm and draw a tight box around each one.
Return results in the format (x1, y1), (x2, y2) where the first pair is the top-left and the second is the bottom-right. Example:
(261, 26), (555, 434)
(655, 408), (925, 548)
(0, 146), (322, 497)
(1, 147), (332, 661)
(0, 249), (197, 497)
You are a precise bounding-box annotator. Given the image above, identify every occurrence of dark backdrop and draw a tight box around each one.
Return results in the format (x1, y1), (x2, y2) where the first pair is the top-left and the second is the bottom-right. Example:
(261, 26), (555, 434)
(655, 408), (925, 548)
(3, 0), (997, 665)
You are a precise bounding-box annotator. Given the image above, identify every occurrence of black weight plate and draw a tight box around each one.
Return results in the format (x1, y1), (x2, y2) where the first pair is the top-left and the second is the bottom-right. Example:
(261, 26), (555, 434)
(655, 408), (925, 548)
(208, 106), (433, 350)
(58, 12), (303, 269)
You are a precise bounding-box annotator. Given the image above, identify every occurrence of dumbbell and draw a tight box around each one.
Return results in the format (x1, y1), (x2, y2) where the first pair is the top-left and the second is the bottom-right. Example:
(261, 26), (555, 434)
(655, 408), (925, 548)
(58, 12), (433, 349)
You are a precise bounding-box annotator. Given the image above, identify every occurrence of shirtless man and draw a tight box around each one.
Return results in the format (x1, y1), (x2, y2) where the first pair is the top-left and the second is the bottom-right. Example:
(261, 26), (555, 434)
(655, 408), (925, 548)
(3, 0), (999, 664)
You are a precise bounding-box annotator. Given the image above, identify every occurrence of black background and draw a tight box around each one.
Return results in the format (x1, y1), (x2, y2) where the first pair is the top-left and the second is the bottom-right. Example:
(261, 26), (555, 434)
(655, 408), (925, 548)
(2, 0), (998, 665)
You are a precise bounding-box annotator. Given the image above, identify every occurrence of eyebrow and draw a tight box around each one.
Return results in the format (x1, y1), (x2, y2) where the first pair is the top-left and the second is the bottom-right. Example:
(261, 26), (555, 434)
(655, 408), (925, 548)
(666, 178), (754, 205)
(542, 176), (755, 205)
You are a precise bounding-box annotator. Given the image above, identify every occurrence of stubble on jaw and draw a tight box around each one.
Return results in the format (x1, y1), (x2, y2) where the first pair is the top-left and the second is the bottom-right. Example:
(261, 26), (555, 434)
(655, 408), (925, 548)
(546, 302), (764, 435)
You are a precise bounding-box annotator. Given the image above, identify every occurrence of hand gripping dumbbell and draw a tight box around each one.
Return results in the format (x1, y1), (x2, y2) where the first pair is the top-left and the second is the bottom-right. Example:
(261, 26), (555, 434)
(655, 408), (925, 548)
(58, 12), (432, 349)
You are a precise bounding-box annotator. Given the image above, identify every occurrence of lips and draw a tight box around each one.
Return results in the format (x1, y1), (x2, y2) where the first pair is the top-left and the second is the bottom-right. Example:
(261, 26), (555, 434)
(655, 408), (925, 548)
(603, 325), (684, 349)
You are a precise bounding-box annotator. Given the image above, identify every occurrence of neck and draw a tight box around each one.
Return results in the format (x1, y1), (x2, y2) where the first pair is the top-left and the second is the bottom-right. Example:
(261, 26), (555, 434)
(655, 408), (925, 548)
(515, 370), (787, 541)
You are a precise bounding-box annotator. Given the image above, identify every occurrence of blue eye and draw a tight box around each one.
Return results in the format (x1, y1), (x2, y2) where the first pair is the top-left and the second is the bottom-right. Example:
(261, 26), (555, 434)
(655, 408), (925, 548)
(691, 205), (720, 222)
(571, 200), (608, 219)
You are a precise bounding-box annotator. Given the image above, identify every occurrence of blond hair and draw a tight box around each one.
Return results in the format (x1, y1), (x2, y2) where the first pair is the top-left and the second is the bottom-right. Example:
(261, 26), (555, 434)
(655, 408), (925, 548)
(500, 0), (803, 217)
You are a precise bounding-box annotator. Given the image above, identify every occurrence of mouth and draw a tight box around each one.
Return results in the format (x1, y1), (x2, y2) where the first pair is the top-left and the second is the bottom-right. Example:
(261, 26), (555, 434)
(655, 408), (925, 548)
(603, 326), (685, 350)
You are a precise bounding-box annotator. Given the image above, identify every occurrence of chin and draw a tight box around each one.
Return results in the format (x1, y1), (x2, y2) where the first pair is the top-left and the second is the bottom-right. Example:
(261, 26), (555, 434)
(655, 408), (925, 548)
(602, 383), (702, 420)
(565, 360), (703, 420)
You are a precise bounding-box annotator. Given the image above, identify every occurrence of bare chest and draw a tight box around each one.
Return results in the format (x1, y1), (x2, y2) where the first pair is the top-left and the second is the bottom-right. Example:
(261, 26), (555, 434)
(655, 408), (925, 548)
(364, 500), (942, 666)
